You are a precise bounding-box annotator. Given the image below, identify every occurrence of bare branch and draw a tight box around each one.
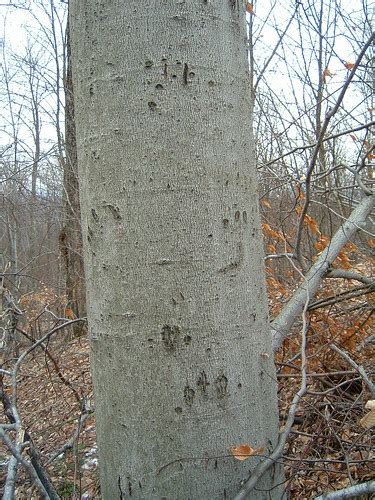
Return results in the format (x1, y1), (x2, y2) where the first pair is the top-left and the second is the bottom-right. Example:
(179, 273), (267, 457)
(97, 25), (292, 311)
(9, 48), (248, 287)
(272, 193), (374, 351)
(330, 344), (375, 397)
(315, 480), (375, 499)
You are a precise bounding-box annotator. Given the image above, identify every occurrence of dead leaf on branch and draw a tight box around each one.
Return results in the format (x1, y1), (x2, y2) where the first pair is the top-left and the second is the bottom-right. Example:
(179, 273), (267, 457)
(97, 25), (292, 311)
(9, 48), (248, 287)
(344, 61), (354, 70)
(246, 2), (255, 14)
(261, 198), (271, 209)
(230, 444), (265, 461)
(323, 68), (335, 83)
(359, 400), (375, 429)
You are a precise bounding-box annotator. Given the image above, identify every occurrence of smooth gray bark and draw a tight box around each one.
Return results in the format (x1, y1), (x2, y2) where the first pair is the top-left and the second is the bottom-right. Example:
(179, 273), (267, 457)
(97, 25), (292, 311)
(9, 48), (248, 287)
(71, 2), (282, 498)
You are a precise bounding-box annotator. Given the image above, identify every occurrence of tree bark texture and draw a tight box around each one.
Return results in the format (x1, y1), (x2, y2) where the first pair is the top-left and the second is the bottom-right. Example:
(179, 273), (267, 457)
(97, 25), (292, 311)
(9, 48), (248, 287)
(71, 2), (282, 498)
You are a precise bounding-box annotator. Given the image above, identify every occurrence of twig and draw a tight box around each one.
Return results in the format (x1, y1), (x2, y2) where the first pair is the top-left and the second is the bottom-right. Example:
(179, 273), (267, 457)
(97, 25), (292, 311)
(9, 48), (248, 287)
(308, 282), (374, 311)
(46, 402), (92, 465)
(0, 427), (49, 499)
(254, 3), (300, 93)
(326, 269), (374, 285)
(330, 344), (375, 398)
(294, 33), (375, 265)
(271, 193), (374, 351)
(314, 480), (375, 499)
(265, 120), (375, 167)
(0, 379), (60, 499)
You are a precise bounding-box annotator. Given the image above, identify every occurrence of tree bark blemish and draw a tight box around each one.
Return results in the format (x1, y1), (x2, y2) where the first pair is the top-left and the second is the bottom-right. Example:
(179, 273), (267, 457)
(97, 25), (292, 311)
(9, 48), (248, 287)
(148, 101), (157, 111)
(184, 385), (195, 406)
(183, 335), (191, 345)
(215, 374), (228, 399)
(91, 208), (98, 221)
(242, 211), (247, 223)
(175, 406), (183, 414)
(223, 218), (229, 227)
(183, 63), (188, 84)
(197, 370), (210, 394)
(218, 242), (244, 273)
(157, 258), (173, 265)
(155, 83), (164, 90)
(235, 210), (240, 221)
(87, 226), (93, 244)
(128, 479), (132, 496)
(118, 476), (124, 499)
(163, 62), (168, 78)
(105, 203), (122, 220)
(144, 60), (153, 68)
(161, 324), (180, 350)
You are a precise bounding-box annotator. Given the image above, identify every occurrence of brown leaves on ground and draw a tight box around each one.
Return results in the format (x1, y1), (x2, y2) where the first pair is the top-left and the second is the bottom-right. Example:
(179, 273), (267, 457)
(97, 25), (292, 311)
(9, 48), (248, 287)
(0, 336), (99, 499)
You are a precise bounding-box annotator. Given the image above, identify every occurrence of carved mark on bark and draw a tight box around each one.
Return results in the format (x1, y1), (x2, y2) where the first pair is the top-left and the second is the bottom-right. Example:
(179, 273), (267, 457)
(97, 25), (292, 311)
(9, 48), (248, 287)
(183, 63), (188, 84)
(197, 370), (210, 395)
(104, 203), (122, 220)
(118, 476), (124, 499)
(161, 324), (180, 351)
(183, 335), (191, 345)
(184, 385), (195, 406)
(218, 242), (244, 273)
(215, 375), (228, 399)
(87, 226), (93, 244)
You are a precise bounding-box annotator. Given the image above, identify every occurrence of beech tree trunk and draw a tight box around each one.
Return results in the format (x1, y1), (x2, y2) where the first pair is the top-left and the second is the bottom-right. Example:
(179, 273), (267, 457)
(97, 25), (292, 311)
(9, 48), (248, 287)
(70, 2), (282, 498)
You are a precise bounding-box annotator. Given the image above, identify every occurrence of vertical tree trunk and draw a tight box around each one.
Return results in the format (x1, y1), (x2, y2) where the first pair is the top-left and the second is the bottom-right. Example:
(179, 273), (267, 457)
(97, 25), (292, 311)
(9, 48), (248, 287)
(60, 18), (86, 331)
(71, 2), (282, 498)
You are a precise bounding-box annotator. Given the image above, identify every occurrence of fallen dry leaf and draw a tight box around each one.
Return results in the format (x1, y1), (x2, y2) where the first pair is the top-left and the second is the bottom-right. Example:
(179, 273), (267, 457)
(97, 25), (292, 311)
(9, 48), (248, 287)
(359, 400), (375, 429)
(230, 444), (265, 461)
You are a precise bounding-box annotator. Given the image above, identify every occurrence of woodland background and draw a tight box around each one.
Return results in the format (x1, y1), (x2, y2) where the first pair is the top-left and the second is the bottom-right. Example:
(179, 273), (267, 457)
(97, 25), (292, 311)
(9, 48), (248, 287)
(0, 0), (374, 498)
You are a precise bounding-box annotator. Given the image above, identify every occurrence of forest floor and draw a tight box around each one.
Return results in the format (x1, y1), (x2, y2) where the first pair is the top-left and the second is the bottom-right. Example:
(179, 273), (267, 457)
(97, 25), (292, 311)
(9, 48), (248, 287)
(0, 267), (374, 498)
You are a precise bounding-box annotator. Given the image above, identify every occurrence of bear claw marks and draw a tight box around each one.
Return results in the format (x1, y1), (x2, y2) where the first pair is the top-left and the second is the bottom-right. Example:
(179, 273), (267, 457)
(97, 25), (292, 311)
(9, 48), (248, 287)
(184, 372), (229, 407)
(160, 324), (180, 351)
(215, 374), (229, 399)
(184, 385), (195, 406)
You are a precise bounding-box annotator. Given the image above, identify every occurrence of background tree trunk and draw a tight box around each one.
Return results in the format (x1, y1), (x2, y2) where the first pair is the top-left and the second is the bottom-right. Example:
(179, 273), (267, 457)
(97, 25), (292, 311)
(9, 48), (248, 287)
(71, 2), (282, 498)
(60, 19), (86, 333)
